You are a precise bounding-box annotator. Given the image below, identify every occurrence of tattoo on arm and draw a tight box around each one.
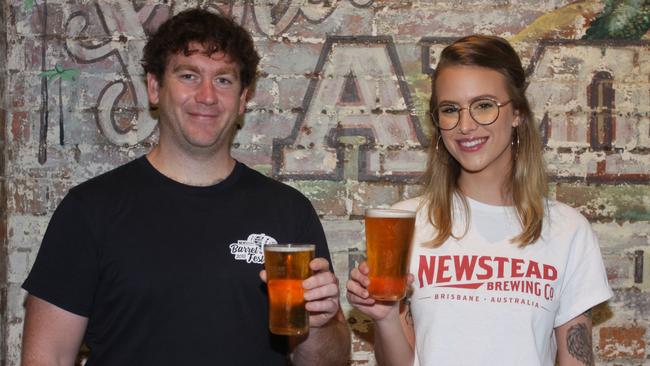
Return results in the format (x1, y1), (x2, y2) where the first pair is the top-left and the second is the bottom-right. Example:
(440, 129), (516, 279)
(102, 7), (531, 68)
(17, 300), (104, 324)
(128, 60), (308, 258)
(567, 323), (594, 366)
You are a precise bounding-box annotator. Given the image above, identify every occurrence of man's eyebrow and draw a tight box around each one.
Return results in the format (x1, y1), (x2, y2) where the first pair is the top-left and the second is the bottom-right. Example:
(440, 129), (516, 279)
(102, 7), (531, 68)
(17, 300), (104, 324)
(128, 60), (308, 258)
(213, 65), (240, 79)
(171, 64), (200, 73)
(170, 63), (240, 80)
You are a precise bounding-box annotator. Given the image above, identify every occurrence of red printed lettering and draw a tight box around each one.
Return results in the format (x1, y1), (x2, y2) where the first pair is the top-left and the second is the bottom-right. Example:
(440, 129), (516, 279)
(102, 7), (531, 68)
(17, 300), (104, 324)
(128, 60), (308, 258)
(477, 256), (492, 280)
(511, 258), (524, 277)
(493, 257), (509, 277)
(437, 255), (452, 283)
(418, 255), (435, 288)
(453, 255), (478, 281)
(543, 264), (558, 281)
(525, 260), (542, 279)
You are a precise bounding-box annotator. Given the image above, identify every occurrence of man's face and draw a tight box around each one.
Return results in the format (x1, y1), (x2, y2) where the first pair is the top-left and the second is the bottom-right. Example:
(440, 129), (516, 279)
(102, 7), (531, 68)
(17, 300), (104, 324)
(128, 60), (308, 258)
(147, 43), (248, 157)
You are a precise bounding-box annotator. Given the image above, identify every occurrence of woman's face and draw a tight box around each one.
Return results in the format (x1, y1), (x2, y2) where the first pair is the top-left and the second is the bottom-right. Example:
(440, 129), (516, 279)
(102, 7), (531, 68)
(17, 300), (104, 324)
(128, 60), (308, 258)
(434, 65), (519, 179)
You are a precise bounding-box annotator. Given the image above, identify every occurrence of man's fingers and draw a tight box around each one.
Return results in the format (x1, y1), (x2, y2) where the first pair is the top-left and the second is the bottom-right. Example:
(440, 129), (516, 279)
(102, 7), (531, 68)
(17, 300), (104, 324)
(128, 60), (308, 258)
(304, 283), (339, 301)
(259, 270), (267, 283)
(309, 257), (330, 272)
(303, 270), (338, 290)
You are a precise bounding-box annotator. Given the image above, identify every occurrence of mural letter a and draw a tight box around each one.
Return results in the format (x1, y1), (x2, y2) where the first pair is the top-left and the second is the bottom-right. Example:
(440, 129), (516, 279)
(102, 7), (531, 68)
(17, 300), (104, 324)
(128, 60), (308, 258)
(272, 36), (429, 182)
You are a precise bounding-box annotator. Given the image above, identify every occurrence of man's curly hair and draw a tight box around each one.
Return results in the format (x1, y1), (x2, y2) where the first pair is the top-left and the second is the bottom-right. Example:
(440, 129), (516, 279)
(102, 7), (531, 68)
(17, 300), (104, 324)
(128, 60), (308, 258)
(142, 8), (260, 90)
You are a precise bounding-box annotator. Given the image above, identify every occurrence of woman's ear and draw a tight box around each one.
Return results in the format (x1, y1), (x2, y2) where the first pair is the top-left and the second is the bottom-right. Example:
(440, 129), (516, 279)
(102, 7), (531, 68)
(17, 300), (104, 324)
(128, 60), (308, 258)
(512, 110), (521, 128)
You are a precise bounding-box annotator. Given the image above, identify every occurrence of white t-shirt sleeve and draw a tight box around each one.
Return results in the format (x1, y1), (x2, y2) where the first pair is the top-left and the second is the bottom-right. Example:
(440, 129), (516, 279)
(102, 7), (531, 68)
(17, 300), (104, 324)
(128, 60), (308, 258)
(554, 217), (613, 327)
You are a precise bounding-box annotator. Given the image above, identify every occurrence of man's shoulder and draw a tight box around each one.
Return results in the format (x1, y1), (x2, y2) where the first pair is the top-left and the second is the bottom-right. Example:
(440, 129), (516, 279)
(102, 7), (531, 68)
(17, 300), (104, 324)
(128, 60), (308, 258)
(237, 162), (309, 201)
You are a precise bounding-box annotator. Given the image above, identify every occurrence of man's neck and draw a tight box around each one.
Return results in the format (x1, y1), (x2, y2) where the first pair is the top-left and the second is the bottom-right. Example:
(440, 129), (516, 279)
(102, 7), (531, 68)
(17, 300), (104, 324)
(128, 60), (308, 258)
(146, 145), (236, 187)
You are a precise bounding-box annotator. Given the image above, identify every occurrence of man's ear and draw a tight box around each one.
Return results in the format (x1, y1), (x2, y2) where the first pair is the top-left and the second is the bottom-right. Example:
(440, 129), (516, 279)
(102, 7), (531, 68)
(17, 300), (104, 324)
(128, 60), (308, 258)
(238, 87), (249, 115)
(146, 73), (160, 105)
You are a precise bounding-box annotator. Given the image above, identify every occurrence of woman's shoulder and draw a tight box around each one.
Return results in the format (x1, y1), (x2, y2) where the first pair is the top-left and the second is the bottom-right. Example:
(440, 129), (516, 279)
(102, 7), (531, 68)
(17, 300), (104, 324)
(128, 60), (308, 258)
(546, 199), (589, 223)
(544, 199), (594, 238)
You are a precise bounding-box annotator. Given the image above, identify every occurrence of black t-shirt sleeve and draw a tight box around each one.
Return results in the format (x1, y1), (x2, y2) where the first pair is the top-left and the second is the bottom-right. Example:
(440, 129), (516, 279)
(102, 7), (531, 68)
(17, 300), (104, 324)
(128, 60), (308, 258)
(22, 191), (99, 317)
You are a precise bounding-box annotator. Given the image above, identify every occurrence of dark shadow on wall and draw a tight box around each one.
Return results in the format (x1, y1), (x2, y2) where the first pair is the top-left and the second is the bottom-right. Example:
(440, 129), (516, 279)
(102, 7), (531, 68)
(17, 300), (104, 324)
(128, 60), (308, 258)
(0, 1), (8, 365)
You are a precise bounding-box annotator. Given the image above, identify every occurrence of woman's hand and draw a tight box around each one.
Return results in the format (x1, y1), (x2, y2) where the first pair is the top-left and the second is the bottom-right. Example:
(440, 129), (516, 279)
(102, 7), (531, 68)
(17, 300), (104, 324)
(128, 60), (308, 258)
(346, 261), (410, 321)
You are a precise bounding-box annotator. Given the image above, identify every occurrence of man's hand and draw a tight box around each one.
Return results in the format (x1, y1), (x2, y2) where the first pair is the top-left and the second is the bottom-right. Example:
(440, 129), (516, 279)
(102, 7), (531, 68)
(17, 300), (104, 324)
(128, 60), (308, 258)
(260, 257), (340, 328)
(260, 257), (350, 366)
(302, 257), (340, 328)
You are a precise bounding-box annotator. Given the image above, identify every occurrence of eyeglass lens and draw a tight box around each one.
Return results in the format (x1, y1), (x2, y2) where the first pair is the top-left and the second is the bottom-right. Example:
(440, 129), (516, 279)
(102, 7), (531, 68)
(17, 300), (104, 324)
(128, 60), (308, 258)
(436, 99), (500, 130)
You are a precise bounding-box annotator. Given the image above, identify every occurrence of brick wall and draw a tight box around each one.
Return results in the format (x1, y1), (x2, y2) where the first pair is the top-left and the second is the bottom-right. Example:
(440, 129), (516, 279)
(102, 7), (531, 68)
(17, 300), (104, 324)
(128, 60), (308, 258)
(2, 1), (649, 365)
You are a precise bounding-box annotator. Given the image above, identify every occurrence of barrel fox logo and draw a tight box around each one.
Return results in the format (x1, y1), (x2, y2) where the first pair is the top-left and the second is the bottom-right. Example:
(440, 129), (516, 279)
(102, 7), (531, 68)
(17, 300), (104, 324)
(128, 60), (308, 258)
(229, 233), (278, 264)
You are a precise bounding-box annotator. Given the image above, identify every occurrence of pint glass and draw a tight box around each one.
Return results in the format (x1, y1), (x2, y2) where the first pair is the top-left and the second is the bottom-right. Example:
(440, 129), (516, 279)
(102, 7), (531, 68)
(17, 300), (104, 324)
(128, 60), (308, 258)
(264, 244), (315, 335)
(365, 208), (416, 301)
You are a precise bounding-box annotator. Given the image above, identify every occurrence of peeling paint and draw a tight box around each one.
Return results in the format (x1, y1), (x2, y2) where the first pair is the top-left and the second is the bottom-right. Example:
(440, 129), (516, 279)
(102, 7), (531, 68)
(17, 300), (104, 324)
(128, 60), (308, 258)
(4, 1), (650, 365)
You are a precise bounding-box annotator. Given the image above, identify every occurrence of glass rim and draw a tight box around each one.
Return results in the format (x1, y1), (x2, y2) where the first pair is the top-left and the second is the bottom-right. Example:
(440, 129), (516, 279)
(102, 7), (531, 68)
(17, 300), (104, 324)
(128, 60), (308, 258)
(264, 243), (315, 252)
(365, 208), (416, 218)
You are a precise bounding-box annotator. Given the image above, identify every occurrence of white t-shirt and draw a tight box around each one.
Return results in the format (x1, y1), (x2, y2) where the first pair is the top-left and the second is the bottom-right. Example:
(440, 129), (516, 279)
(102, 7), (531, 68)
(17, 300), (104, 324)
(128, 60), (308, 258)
(393, 195), (612, 366)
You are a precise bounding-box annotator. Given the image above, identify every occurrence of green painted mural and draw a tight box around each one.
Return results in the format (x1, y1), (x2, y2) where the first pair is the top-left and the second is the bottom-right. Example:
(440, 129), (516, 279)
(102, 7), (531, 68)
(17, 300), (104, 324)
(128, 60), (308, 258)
(39, 65), (80, 146)
(584, 0), (650, 40)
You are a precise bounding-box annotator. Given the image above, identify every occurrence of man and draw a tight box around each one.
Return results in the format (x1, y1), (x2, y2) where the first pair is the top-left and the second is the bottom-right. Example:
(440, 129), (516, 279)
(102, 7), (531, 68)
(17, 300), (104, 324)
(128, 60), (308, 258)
(21, 9), (350, 366)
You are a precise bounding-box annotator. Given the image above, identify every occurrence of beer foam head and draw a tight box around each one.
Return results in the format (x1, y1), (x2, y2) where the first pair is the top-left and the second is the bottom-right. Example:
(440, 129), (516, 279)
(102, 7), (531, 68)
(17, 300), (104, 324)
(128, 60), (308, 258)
(264, 244), (315, 252)
(365, 208), (416, 218)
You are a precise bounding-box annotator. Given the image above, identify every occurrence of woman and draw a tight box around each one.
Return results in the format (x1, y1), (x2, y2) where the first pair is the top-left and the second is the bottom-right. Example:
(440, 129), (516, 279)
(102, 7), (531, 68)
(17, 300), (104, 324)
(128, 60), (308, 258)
(346, 35), (612, 366)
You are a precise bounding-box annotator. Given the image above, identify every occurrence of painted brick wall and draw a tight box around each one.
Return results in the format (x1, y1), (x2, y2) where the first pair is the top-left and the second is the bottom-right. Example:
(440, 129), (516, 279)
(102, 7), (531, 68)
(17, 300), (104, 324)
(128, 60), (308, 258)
(2, 1), (649, 365)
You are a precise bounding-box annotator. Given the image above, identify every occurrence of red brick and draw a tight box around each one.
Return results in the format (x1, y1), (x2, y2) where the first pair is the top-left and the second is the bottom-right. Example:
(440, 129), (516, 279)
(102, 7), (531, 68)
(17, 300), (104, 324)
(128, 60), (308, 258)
(10, 111), (30, 143)
(7, 178), (72, 216)
(599, 326), (646, 360)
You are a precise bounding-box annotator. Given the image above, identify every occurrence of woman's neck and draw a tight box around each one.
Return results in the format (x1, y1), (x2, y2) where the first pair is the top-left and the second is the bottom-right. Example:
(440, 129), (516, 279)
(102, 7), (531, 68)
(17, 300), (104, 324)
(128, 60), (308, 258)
(458, 169), (512, 206)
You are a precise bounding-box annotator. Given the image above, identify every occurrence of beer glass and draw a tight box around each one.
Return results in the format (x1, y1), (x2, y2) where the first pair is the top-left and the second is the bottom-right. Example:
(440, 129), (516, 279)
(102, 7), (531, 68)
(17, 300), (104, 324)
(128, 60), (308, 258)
(264, 244), (315, 335)
(365, 208), (416, 301)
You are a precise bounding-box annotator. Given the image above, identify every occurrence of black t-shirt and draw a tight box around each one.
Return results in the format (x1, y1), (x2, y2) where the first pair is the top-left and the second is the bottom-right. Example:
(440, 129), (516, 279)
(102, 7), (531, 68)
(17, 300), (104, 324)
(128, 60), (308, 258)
(23, 157), (331, 366)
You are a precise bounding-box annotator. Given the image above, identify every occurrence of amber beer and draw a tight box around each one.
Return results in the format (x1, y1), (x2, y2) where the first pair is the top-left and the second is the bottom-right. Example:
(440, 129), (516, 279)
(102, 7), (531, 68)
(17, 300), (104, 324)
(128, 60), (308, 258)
(365, 208), (416, 301)
(264, 244), (315, 335)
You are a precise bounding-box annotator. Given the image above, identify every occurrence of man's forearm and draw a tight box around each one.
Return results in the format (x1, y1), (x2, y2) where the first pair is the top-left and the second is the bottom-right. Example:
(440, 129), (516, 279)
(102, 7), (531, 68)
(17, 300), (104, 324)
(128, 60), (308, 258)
(290, 314), (351, 366)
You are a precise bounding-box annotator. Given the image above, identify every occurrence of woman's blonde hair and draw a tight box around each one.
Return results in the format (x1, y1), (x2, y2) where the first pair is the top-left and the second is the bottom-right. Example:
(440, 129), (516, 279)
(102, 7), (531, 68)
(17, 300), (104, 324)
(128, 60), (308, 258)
(422, 35), (548, 247)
